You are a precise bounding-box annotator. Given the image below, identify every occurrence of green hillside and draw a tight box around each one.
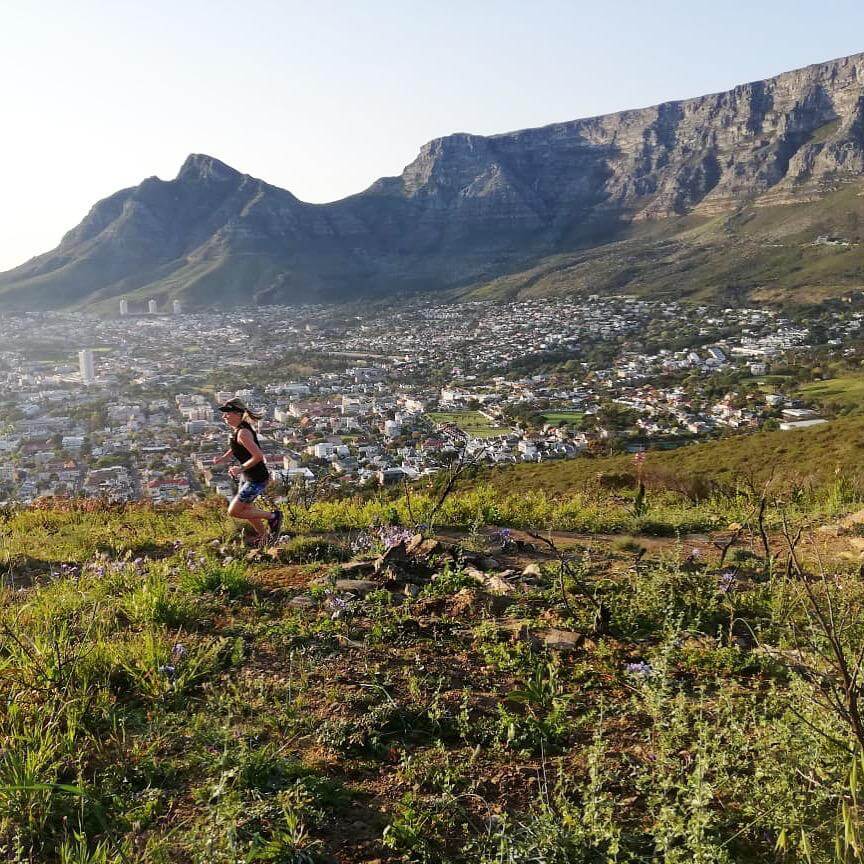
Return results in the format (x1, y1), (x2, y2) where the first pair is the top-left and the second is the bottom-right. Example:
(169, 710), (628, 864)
(484, 414), (864, 498)
(465, 182), (864, 305)
(4, 472), (864, 861)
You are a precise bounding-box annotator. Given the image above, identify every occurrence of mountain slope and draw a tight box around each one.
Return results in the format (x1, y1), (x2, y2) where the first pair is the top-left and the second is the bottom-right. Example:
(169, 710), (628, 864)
(3, 52), (864, 310)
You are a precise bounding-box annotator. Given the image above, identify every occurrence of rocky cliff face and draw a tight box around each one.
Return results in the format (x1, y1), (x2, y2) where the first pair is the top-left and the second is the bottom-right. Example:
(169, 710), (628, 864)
(2, 52), (863, 309)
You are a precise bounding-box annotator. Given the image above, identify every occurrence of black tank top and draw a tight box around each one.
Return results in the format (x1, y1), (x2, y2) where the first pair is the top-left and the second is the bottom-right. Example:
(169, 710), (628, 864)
(230, 421), (269, 483)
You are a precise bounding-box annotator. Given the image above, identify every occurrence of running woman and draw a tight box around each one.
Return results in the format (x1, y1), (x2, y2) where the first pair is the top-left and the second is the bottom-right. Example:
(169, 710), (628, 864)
(212, 397), (282, 543)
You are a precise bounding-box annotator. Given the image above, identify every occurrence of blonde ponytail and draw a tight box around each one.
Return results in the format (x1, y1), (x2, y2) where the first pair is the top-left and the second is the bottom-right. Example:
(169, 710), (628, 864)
(243, 408), (263, 426)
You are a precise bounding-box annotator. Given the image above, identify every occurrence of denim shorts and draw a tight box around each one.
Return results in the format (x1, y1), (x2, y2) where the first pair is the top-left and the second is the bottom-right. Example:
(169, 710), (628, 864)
(236, 478), (268, 504)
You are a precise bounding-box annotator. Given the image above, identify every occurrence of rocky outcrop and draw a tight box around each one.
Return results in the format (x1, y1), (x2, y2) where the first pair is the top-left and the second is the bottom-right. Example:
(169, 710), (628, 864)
(2, 52), (864, 309)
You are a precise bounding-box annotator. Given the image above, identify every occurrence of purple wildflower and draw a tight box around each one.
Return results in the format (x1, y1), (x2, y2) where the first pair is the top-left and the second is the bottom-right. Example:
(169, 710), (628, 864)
(718, 569), (737, 594)
(351, 532), (375, 554)
(494, 528), (513, 544)
(625, 661), (653, 678)
(171, 643), (187, 662)
(326, 594), (354, 620)
(378, 526), (414, 550)
(158, 664), (177, 680)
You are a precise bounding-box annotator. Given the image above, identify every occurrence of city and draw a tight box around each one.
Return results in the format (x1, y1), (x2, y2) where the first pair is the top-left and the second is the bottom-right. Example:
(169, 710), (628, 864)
(0, 293), (857, 505)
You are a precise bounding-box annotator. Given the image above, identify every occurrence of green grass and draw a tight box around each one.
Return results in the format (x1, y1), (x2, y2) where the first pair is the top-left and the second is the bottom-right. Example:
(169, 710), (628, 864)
(2, 489), (864, 861)
(462, 180), (864, 306)
(808, 118), (842, 144)
(800, 375), (864, 412)
(427, 410), (507, 438)
(482, 413), (864, 500)
(4, 429), (864, 863)
(541, 410), (585, 425)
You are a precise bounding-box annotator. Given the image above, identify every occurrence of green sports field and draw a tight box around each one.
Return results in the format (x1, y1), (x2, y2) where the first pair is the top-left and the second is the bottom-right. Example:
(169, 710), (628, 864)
(427, 410), (508, 437)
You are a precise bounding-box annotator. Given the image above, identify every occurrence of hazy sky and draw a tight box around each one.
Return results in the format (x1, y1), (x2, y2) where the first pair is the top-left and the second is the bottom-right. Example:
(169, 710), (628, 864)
(2, 0), (863, 271)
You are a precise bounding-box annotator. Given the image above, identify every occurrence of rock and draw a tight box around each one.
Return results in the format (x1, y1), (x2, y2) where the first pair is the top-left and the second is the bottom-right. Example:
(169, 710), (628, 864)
(480, 557), (501, 571)
(483, 573), (516, 594)
(522, 563), (543, 579)
(837, 508), (864, 535)
(534, 628), (584, 651)
(340, 559), (376, 576)
(448, 588), (515, 617)
(287, 595), (316, 610)
(374, 541), (408, 573)
(466, 566), (515, 594)
(403, 583), (421, 598)
(333, 579), (380, 596)
(406, 537), (441, 558)
(404, 534), (426, 555)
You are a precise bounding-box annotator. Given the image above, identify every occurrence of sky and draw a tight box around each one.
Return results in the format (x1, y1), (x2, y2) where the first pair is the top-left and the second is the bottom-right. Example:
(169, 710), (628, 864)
(1, 0), (863, 271)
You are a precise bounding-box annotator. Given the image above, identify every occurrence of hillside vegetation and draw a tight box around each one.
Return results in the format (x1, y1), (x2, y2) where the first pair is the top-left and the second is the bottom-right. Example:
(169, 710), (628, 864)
(465, 182), (864, 306)
(4, 468), (864, 862)
(483, 414), (864, 498)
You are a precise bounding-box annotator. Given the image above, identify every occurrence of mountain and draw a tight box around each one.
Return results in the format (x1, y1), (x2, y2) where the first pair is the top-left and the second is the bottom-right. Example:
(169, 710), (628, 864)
(3, 52), (864, 311)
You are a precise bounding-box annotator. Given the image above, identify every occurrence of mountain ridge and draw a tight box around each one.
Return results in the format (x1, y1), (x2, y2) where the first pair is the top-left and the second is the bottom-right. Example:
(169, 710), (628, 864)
(3, 51), (864, 310)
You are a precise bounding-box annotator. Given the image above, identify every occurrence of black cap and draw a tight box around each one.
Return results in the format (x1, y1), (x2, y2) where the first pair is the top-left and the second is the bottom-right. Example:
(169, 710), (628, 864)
(218, 398), (246, 413)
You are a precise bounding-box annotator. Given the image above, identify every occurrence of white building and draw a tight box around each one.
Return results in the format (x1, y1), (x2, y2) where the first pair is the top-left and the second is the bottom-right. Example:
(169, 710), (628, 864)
(172, 299), (182, 315)
(119, 299), (129, 316)
(148, 298), (158, 314)
(312, 442), (337, 459)
(78, 349), (95, 385)
(181, 406), (212, 422)
(61, 435), (85, 451)
(780, 419), (828, 431)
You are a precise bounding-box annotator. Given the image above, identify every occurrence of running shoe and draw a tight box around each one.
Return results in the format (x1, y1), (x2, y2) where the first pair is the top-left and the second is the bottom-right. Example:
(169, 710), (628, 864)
(267, 508), (283, 540)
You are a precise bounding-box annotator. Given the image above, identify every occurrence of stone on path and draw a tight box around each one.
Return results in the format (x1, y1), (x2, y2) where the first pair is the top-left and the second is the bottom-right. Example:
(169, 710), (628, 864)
(534, 628), (584, 651)
(287, 595), (316, 610)
(333, 579), (380, 596)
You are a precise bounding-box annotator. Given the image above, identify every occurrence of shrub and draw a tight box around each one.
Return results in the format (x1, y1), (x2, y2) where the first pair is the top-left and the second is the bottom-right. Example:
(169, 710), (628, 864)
(180, 560), (250, 596)
(277, 536), (350, 564)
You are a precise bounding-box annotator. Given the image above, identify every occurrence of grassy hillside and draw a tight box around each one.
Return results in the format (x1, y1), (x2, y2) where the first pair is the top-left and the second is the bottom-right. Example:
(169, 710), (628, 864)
(464, 181), (864, 305)
(483, 414), (864, 498)
(3, 481), (864, 861)
(800, 376), (864, 412)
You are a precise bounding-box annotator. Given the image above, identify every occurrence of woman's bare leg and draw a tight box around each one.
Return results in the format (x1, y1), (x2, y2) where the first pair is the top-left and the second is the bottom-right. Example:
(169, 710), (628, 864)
(228, 499), (271, 538)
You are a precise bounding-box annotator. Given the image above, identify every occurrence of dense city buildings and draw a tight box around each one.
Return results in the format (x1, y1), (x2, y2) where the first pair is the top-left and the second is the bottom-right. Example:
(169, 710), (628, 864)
(0, 293), (858, 505)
